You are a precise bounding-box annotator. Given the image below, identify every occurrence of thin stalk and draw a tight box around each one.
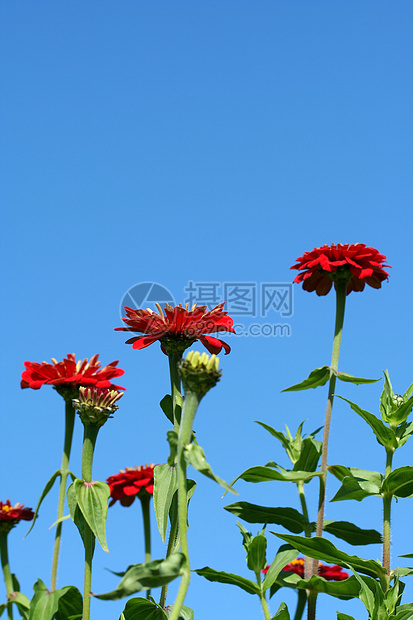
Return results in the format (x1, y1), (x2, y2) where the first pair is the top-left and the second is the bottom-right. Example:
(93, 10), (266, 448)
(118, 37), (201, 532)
(310, 280), (347, 619)
(168, 391), (199, 620)
(51, 400), (76, 591)
(140, 495), (152, 599)
(383, 448), (394, 574)
(81, 423), (100, 620)
(0, 533), (14, 620)
(297, 481), (312, 580)
(258, 590), (271, 620)
(160, 354), (183, 609)
(294, 590), (307, 620)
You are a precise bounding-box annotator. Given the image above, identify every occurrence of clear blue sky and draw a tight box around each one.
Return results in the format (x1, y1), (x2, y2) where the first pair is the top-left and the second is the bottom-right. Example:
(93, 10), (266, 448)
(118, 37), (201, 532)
(1, 2), (412, 619)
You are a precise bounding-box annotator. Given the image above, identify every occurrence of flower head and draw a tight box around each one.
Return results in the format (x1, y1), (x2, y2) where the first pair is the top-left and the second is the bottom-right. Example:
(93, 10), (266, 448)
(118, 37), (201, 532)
(291, 243), (390, 296)
(107, 464), (155, 507)
(116, 302), (235, 356)
(21, 354), (125, 399)
(179, 350), (222, 398)
(72, 386), (124, 427)
(262, 557), (348, 581)
(0, 500), (34, 534)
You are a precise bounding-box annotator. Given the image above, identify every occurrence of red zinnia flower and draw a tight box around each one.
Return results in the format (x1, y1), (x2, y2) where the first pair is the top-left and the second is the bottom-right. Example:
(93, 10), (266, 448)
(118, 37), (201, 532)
(107, 464), (155, 507)
(0, 500), (34, 533)
(262, 557), (348, 581)
(115, 302), (235, 355)
(291, 243), (390, 296)
(21, 353), (125, 391)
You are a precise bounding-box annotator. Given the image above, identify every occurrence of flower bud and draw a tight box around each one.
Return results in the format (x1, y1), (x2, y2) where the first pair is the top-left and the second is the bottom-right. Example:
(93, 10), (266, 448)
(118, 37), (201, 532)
(178, 350), (222, 398)
(72, 387), (123, 427)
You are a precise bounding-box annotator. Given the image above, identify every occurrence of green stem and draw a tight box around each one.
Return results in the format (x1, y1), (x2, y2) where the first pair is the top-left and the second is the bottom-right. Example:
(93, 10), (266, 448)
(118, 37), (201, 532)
(140, 495), (152, 599)
(168, 390), (200, 620)
(81, 423), (100, 620)
(160, 354), (183, 609)
(258, 591), (271, 620)
(51, 400), (76, 591)
(383, 448), (394, 574)
(294, 590), (307, 620)
(0, 533), (14, 620)
(297, 481), (312, 579)
(307, 592), (317, 620)
(313, 280), (347, 580)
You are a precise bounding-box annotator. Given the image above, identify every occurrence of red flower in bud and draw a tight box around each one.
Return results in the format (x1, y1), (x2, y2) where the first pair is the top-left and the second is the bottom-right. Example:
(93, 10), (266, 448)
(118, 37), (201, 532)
(107, 465), (155, 507)
(0, 500), (34, 533)
(262, 557), (349, 581)
(116, 302), (235, 355)
(21, 354), (125, 391)
(291, 243), (390, 296)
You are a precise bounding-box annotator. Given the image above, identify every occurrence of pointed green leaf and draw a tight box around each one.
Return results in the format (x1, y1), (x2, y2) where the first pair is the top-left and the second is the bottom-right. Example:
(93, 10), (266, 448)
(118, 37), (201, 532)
(74, 479), (110, 552)
(29, 579), (80, 620)
(67, 483), (95, 556)
(396, 420), (413, 448)
(95, 554), (185, 600)
(26, 470), (61, 536)
(393, 604), (413, 620)
(337, 614), (356, 619)
(54, 586), (83, 620)
(323, 520), (382, 545)
(282, 366), (330, 392)
(336, 396), (397, 449)
(0, 604), (6, 618)
(262, 546), (298, 592)
(389, 395), (413, 427)
(246, 533), (267, 573)
(255, 422), (292, 453)
(334, 371), (380, 385)
(381, 466), (413, 498)
(224, 502), (307, 534)
(328, 466), (382, 501)
(273, 534), (387, 579)
(194, 567), (260, 595)
(235, 466), (322, 485)
(170, 606), (194, 620)
(153, 464), (177, 543)
(293, 437), (322, 473)
(160, 395), (174, 424)
(287, 574), (361, 600)
(271, 602), (291, 619)
(9, 592), (30, 620)
(349, 570), (383, 617)
(183, 442), (237, 495)
(119, 597), (168, 620)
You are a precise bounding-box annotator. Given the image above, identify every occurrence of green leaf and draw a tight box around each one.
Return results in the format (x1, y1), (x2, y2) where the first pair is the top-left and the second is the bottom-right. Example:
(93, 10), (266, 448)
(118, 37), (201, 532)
(396, 420), (413, 448)
(0, 604), (6, 618)
(74, 479), (110, 552)
(334, 371), (380, 385)
(246, 532), (267, 573)
(29, 579), (80, 620)
(255, 421), (292, 453)
(194, 567), (260, 595)
(271, 602), (291, 619)
(160, 395), (174, 424)
(153, 464), (177, 543)
(95, 554), (185, 600)
(183, 441), (237, 495)
(224, 502), (308, 534)
(393, 604), (413, 620)
(54, 587), (83, 620)
(171, 606), (194, 620)
(282, 366), (330, 392)
(119, 597), (168, 620)
(67, 483), (95, 556)
(293, 437), (322, 473)
(328, 466), (382, 501)
(8, 592), (30, 620)
(323, 520), (382, 545)
(26, 470), (61, 536)
(337, 614), (356, 620)
(234, 465), (321, 485)
(288, 574), (361, 600)
(349, 570), (383, 618)
(381, 466), (413, 498)
(171, 479), (197, 553)
(273, 534), (387, 579)
(262, 546), (298, 592)
(336, 396), (397, 450)
(167, 430), (178, 467)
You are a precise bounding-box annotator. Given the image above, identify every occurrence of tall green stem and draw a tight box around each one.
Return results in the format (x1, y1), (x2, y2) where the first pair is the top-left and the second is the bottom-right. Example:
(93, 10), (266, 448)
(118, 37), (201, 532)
(294, 590), (307, 620)
(51, 400), (76, 591)
(310, 280), (347, 619)
(0, 533), (14, 620)
(168, 390), (200, 620)
(383, 448), (394, 574)
(81, 423), (100, 620)
(297, 481), (312, 580)
(140, 496), (152, 599)
(160, 354), (183, 609)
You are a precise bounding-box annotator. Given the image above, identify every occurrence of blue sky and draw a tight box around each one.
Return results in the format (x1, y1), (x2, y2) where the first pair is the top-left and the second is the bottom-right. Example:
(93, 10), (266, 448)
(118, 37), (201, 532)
(1, 2), (412, 619)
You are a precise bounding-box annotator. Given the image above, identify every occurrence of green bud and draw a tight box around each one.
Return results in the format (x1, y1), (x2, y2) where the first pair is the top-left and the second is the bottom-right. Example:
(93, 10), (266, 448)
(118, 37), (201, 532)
(178, 350), (222, 398)
(72, 387), (123, 427)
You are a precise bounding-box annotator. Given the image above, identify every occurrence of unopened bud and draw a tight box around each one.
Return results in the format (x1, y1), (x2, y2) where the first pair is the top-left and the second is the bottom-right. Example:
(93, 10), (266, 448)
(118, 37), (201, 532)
(72, 387), (123, 427)
(178, 350), (222, 398)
